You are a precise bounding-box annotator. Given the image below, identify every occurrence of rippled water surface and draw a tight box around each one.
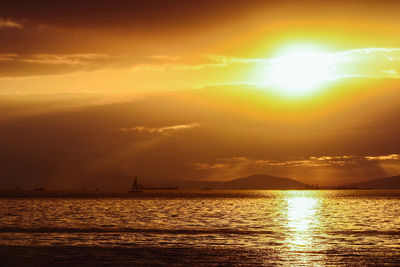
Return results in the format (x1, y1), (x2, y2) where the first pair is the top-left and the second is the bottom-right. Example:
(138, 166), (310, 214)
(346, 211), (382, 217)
(1, 190), (400, 265)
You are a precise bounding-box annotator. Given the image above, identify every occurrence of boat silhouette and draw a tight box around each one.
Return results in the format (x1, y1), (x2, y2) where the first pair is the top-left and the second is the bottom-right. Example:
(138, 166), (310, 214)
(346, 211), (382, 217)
(129, 175), (142, 193)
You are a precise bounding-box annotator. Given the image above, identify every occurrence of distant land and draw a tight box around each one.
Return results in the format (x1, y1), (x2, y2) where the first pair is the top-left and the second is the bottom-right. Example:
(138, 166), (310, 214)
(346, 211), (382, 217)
(344, 175), (400, 189)
(145, 173), (400, 190)
(5, 174), (400, 193)
(160, 174), (309, 190)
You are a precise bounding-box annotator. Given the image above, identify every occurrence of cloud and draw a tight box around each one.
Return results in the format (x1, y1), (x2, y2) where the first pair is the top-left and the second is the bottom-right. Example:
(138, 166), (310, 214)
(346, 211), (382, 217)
(119, 123), (201, 135)
(131, 48), (400, 90)
(19, 54), (110, 65)
(191, 153), (400, 185)
(334, 48), (400, 56)
(195, 154), (400, 171)
(381, 69), (398, 76)
(0, 53), (18, 61)
(326, 48), (400, 80)
(130, 56), (230, 72)
(0, 18), (22, 29)
(365, 154), (400, 161)
(0, 53), (121, 77)
(215, 48), (400, 86)
(236, 155), (355, 167)
(149, 55), (182, 61)
(0, 53), (111, 66)
(193, 163), (230, 170)
(4, 46), (400, 84)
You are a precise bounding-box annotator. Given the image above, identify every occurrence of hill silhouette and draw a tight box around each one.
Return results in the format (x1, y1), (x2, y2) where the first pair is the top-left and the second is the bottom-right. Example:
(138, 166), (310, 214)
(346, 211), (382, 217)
(219, 174), (307, 189)
(345, 175), (400, 189)
(163, 174), (308, 190)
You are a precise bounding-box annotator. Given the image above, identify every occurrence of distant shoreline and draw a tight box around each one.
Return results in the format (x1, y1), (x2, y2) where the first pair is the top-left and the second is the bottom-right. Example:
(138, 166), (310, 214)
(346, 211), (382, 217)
(0, 188), (387, 198)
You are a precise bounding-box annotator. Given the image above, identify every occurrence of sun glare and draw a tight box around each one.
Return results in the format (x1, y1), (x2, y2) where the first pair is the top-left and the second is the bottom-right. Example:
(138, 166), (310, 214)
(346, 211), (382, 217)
(265, 47), (335, 96)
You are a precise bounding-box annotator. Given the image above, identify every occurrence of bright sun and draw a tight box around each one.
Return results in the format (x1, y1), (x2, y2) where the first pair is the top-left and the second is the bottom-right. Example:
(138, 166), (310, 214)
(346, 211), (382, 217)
(266, 47), (335, 96)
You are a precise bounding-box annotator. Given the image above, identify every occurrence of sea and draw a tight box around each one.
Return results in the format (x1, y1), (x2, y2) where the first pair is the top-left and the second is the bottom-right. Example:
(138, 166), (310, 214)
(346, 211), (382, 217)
(0, 190), (400, 266)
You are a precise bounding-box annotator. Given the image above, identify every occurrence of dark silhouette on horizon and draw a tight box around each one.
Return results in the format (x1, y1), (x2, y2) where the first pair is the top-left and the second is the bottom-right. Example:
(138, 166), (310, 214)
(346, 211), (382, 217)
(129, 175), (143, 193)
(161, 174), (308, 190)
(344, 175), (400, 189)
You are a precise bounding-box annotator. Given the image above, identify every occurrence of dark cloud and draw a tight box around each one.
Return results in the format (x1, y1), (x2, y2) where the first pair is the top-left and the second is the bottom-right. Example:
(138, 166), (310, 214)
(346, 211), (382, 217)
(0, 0), (396, 32)
(0, 1), (272, 56)
(0, 0), (267, 31)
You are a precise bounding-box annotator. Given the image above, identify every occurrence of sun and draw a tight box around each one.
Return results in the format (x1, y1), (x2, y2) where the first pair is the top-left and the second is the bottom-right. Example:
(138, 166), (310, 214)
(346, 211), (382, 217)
(265, 47), (335, 96)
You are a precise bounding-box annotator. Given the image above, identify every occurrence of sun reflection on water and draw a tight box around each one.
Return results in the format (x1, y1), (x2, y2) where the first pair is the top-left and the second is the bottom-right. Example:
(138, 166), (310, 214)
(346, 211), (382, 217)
(281, 191), (322, 250)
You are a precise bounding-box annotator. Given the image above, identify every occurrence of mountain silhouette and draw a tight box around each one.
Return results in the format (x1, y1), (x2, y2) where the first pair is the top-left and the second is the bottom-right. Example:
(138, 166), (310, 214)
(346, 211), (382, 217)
(219, 174), (307, 189)
(162, 174), (308, 189)
(345, 175), (400, 189)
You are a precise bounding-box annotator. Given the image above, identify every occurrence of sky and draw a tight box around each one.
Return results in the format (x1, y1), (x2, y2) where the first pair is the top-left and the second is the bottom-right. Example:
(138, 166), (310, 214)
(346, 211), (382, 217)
(1, 0), (400, 189)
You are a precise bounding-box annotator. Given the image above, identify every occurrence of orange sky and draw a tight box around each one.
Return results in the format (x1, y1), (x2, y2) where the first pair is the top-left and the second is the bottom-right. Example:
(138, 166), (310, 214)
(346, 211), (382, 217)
(1, 0), (400, 189)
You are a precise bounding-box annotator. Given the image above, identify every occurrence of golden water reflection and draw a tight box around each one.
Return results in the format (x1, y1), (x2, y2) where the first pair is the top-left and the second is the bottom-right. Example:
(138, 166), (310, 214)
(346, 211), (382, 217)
(281, 191), (322, 250)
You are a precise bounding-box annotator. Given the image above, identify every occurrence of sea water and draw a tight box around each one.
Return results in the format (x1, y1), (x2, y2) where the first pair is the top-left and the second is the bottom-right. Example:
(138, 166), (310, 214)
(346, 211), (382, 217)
(1, 190), (400, 265)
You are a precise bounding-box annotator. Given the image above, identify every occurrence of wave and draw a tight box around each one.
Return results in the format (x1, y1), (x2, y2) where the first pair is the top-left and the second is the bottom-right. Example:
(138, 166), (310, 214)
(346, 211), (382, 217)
(0, 227), (275, 235)
(328, 230), (400, 236)
(1, 227), (400, 236)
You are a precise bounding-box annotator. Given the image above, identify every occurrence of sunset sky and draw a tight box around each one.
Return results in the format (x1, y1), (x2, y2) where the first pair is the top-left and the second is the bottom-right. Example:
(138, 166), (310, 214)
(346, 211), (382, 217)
(1, 0), (400, 189)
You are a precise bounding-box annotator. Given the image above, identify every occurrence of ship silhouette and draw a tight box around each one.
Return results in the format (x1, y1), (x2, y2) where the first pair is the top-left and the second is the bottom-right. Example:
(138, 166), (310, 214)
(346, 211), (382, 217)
(129, 175), (143, 193)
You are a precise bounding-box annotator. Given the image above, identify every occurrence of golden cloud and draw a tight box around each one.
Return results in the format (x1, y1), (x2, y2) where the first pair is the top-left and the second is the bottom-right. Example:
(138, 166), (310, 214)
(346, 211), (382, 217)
(0, 18), (23, 29)
(195, 154), (400, 172)
(119, 123), (201, 135)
